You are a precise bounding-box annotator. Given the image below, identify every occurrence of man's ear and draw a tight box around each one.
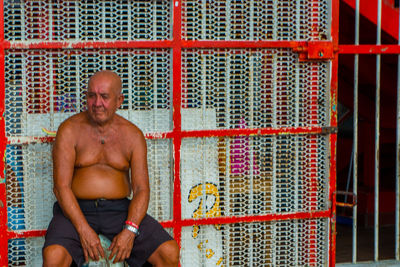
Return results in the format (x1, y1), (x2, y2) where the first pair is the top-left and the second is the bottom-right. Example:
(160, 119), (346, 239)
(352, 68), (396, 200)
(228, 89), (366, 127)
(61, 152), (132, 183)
(117, 94), (124, 108)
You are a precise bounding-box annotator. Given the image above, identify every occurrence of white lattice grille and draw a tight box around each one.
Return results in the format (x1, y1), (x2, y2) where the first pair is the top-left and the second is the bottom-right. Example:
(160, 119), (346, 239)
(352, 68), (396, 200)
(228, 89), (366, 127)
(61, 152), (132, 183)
(181, 219), (329, 267)
(181, 135), (329, 220)
(146, 139), (173, 221)
(5, 140), (172, 232)
(3, 1), (333, 266)
(4, 0), (172, 41)
(8, 237), (45, 267)
(182, 0), (330, 41)
(5, 49), (172, 136)
(182, 48), (329, 130)
(6, 144), (55, 231)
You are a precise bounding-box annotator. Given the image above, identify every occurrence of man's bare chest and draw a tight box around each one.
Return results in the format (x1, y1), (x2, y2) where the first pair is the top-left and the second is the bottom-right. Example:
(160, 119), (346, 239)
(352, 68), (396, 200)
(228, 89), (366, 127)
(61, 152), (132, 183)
(74, 140), (130, 171)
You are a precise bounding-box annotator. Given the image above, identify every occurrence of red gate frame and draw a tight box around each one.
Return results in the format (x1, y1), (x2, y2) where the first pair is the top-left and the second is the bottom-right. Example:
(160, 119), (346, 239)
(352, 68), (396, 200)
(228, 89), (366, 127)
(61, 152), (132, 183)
(0, 1), (340, 266)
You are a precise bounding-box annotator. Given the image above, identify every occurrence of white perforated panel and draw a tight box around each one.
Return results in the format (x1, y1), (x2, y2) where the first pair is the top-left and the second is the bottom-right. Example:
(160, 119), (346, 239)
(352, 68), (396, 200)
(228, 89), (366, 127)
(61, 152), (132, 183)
(5, 140), (172, 229)
(3, 1), (333, 266)
(182, 0), (330, 41)
(4, 0), (172, 41)
(182, 48), (330, 130)
(5, 49), (172, 136)
(181, 219), (329, 267)
(181, 135), (329, 220)
(8, 237), (45, 266)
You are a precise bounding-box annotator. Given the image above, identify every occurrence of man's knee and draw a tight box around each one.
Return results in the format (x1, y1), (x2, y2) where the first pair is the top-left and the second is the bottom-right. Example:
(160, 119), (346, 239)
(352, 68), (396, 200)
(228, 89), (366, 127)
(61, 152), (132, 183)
(149, 240), (180, 266)
(163, 240), (180, 265)
(43, 244), (72, 267)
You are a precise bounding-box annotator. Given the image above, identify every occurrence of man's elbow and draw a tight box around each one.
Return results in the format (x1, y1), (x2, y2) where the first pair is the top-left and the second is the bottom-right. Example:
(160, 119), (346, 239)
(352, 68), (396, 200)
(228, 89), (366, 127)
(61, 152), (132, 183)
(53, 187), (60, 199)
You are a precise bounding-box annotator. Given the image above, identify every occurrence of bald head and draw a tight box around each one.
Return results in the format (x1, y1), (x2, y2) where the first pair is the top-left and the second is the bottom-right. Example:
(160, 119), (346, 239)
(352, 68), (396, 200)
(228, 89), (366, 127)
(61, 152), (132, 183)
(86, 70), (124, 125)
(88, 70), (122, 95)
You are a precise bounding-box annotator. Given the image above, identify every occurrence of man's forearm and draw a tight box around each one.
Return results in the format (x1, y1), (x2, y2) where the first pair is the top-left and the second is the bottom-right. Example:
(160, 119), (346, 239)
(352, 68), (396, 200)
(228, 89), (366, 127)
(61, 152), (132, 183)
(54, 187), (91, 233)
(125, 188), (149, 226)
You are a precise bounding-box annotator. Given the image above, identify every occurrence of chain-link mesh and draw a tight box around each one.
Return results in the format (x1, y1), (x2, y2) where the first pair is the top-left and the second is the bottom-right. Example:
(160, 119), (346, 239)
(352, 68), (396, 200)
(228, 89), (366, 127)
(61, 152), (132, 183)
(182, 0), (330, 41)
(181, 218), (328, 266)
(182, 48), (329, 130)
(4, 0), (172, 41)
(181, 135), (329, 220)
(5, 49), (172, 136)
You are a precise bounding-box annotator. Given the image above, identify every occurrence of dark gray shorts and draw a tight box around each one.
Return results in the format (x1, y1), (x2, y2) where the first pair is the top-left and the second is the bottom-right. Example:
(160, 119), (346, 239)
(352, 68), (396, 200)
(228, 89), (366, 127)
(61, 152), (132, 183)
(43, 199), (173, 267)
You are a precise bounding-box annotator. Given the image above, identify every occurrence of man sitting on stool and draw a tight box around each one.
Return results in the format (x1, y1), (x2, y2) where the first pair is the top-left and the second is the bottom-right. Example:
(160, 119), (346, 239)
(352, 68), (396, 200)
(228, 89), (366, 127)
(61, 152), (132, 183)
(42, 70), (179, 267)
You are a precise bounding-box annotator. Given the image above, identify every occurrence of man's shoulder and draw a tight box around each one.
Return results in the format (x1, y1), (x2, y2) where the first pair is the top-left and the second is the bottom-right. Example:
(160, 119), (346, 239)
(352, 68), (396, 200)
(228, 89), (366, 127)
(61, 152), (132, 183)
(114, 115), (145, 142)
(57, 112), (87, 134)
(115, 115), (142, 134)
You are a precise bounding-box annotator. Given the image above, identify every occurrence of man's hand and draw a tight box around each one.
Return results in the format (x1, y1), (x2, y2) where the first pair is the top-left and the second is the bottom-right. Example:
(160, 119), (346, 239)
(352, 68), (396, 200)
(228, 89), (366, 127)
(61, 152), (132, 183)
(108, 229), (136, 263)
(79, 226), (105, 263)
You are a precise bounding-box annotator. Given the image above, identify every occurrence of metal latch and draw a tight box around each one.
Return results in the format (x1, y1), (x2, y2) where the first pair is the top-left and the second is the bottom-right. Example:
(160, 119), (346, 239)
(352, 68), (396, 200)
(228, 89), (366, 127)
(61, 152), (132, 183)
(321, 126), (338, 134)
(294, 41), (336, 61)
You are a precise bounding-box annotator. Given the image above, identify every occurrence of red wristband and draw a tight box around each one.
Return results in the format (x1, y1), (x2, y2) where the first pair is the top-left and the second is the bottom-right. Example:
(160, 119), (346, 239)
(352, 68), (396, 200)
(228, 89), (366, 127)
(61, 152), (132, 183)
(125, 220), (139, 229)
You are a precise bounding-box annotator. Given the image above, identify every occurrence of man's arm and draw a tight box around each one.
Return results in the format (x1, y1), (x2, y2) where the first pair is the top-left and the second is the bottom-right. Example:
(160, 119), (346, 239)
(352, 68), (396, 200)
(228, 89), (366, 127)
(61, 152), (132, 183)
(109, 128), (150, 263)
(53, 121), (105, 262)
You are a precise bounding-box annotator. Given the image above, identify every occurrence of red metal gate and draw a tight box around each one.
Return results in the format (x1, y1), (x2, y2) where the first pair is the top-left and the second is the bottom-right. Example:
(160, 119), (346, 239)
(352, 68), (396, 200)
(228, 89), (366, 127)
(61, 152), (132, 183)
(0, 1), (338, 266)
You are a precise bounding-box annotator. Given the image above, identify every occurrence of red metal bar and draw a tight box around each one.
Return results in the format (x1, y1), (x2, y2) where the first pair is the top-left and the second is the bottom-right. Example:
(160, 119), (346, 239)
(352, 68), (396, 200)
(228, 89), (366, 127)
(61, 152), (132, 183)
(0, 184), (7, 266)
(7, 230), (46, 239)
(0, 0), (8, 265)
(329, 133), (338, 267)
(182, 40), (308, 48)
(7, 127), (332, 146)
(3, 40), (306, 50)
(1, 40), (338, 52)
(6, 207), (330, 240)
(2, 40), (174, 49)
(181, 126), (331, 138)
(179, 210), (330, 227)
(330, 0), (339, 264)
(339, 44), (400, 54)
(172, 0), (183, 252)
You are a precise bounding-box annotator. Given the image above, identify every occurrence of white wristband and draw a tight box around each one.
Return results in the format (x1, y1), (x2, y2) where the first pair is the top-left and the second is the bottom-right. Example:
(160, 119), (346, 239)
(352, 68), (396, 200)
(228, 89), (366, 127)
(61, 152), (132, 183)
(124, 224), (140, 236)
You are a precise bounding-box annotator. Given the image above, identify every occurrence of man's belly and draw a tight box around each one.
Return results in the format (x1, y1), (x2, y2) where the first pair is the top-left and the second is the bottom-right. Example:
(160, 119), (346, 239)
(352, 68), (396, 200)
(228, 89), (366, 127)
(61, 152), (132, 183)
(71, 166), (131, 199)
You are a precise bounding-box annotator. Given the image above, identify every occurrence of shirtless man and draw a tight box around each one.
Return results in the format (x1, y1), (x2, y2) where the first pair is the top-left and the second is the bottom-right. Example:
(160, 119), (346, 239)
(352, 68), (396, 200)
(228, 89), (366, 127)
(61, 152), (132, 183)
(42, 70), (179, 266)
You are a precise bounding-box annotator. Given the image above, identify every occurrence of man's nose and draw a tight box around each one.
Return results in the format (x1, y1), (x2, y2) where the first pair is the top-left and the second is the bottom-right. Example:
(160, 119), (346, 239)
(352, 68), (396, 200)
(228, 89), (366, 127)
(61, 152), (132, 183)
(94, 96), (102, 106)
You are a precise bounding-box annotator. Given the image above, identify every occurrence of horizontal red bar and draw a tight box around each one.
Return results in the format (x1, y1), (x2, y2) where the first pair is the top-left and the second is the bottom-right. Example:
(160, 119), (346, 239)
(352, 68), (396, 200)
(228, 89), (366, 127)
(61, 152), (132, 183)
(7, 132), (175, 145)
(180, 210), (330, 227)
(182, 40), (308, 49)
(339, 44), (400, 54)
(180, 126), (327, 138)
(2, 40), (174, 49)
(1, 40), (335, 50)
(160, 220), (175, 229)
(7, 126), (330, 145)
(6, 210), (329, 240)
(7, 229), (46, 239)
(6, 136), (54, 145)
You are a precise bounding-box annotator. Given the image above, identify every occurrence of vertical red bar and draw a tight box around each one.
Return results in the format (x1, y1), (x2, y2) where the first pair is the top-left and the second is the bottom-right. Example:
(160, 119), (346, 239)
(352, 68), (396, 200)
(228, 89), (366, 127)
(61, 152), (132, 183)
(330, 0), (340, 266)
(172, 0), (183, 251)
(0, 0), (8, 265)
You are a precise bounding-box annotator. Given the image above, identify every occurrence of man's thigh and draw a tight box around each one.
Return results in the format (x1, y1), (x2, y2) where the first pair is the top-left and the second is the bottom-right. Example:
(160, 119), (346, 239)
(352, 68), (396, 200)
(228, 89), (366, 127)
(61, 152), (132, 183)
(43, 203), (98, 266)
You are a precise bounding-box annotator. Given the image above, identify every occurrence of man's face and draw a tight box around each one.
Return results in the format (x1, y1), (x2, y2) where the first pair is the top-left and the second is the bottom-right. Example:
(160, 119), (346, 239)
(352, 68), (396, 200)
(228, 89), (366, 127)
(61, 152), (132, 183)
(86, 74), (123, 125)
